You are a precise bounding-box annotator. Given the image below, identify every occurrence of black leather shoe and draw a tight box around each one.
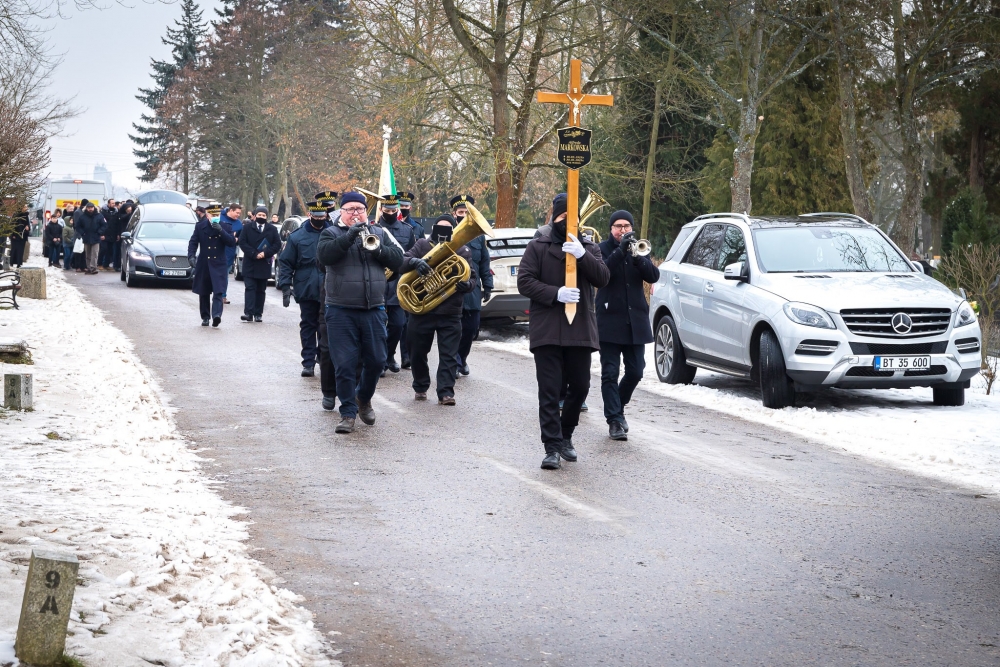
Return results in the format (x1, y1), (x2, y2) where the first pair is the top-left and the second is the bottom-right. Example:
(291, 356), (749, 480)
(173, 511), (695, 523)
(212, 316), (221, 327)
(622, 417), (629, 433)
(335, 417), (355, 433)
(301, 366), (315, 377)
(401, 358), (411, 370)
(580, 401), (588, 412)
(609, 421), (628, 441)
(379, 369), (386, 378)
(460, 363), (470, 376)
(241, 315), (252, 322)
(201, 319), (210, 327)
(358, 402), (376, 425)
(541, 450), (561, 470)
(322, 396), (336, 411)
(254, 315), (262, 322)
(558, 438), (578, 462)
(387, 361), (400, 373)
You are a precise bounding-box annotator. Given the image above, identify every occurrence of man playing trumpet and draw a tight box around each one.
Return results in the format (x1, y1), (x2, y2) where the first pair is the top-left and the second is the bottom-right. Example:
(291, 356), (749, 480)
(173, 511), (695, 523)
(597, 211), (660, 441)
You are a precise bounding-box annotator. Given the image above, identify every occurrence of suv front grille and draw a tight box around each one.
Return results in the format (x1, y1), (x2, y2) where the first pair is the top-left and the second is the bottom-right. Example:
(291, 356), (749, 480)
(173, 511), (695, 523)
(850, 341), (948, 355)
(841, 308), (951, 338)
(153, 255), (191, 269)
(904, 365), (948, 377)
(845, 367), (893, 378)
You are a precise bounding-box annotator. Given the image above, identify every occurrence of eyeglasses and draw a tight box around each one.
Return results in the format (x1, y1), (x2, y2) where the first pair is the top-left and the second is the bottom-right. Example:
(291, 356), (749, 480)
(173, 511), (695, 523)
(612, 223), (632, 230)
(341, 207), (367, 215)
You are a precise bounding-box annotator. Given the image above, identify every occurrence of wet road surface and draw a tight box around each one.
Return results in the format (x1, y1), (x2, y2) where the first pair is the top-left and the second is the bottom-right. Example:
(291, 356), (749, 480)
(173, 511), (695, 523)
(68, 270), (1000, 666)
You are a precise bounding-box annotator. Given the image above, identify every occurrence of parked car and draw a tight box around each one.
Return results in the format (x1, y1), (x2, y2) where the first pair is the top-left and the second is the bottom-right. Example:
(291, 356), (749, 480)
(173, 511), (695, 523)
(119, 203), (198, 287)
(480, 228), (534, 320)
(649, 212), (982, 408)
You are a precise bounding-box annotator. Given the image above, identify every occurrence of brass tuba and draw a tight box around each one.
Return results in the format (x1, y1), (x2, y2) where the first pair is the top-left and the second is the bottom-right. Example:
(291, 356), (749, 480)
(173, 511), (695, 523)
(578, 189), (610, 243)
(354, 187), (383, 216)
(398, 201), (494, 315)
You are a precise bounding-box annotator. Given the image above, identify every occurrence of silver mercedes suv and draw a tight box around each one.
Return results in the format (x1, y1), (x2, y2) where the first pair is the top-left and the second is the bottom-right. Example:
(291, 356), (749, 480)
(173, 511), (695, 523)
(648, 213), (982, 408)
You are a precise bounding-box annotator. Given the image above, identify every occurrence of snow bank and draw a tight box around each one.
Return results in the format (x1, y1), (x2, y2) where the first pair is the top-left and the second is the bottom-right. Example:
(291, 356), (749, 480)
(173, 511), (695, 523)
(0, 252), (337, 666)
(477, 330), (1000, 495)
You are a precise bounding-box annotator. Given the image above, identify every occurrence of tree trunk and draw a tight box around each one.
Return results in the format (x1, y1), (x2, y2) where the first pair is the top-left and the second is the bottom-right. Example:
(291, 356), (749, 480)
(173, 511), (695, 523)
(830, 0), (873, 222)
(730, 105), (760, 214)
(970, 120), (986, 191)
(289, 154), (306, 214)
(896, 110), (923, 253)
(640, 80), (662, 239)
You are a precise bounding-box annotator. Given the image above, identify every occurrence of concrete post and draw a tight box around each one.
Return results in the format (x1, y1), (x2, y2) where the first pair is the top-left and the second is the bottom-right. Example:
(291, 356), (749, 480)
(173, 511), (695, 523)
(4, 373), (33, 410)
(15, 550), (79, 666)
(18, 267), (46, 299)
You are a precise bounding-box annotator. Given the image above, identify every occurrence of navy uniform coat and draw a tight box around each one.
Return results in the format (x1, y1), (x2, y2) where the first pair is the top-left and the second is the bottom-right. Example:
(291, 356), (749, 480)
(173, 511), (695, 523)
(461, 235), (494, 311)
(239, 222), (281, 280)
(596, 237), (661, 345)
(188, 218), (236, 295)
(277, 220), (329, 303)
(379, 215), (417, 307)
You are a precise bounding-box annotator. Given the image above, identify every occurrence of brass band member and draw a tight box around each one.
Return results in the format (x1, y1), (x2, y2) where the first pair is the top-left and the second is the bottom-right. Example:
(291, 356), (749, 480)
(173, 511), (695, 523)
(377, 193), (417, 375)
(401, 215), (476, 404)
(517, 193), (610, 470)
(597, 211), (660, 441)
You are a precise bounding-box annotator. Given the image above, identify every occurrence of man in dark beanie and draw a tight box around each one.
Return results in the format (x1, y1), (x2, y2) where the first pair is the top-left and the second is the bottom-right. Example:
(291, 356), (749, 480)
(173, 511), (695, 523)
(400, 214), (476, 404)
(597, 210), (660, 441)
(317, 190), (404, 433)
(517, 193), (610, 470)
(239, 206), (280, 322)
(76, 200), (107, 274)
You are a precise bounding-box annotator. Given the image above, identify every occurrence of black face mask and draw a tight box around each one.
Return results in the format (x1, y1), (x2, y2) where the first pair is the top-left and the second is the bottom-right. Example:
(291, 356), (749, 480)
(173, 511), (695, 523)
(551, 217), (567, 243)
(255, 216), (267, 224)
(381, 210), (397, 224)
(309, 216), (326, 229)
(431, 224), (453, 243)
(455, 213), (465, 223)
(399, 208), (410, 219)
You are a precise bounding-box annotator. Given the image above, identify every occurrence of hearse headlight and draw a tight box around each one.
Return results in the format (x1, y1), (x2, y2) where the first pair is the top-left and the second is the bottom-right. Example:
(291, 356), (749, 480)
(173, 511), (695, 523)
(954, 300), (977, 328)
(783, 301), (836, 329)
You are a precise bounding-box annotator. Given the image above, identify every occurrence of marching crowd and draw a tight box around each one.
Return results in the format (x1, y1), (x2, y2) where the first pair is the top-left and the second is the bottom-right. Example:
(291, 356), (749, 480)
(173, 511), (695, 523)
(188, 189), (658, 470)
(37, 198), (135, 274)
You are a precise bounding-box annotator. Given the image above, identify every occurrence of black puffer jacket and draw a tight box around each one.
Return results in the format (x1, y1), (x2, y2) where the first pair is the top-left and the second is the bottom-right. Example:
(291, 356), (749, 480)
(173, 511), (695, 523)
(317, 223), (404, 309)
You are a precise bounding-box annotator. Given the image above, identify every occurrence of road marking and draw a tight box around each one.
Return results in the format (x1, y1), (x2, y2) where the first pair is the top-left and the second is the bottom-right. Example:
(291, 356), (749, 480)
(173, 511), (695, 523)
(480, 456), (616, 523)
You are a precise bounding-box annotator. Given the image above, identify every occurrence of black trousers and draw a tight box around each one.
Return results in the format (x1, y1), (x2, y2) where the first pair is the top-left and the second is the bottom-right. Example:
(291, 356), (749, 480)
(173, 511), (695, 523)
(99, 239), (113, 267)
(458, 309), (480, 364)
(10, 239), (26, 267)
(407, 312), (462, 399)
(385, 304), (407, 365)
(199, 292), (224, 320)
(532, 345), (592, 447)
(600, 342), (646, 424)
(317, 302), (337, 399)
(244, 276), (267, 317)
(299, 299), (321, 368)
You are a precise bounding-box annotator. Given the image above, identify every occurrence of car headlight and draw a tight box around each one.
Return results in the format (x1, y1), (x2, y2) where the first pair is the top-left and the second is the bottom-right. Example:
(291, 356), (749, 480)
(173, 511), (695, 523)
(954, 300), (978, 328)
(129, 249), (151, 261)
(783, 301), (836, 329)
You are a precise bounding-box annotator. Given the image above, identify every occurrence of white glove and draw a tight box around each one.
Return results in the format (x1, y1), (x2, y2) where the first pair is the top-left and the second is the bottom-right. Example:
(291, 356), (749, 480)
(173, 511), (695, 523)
(556, 286), (580, 303)
(562, 233), (585, 259)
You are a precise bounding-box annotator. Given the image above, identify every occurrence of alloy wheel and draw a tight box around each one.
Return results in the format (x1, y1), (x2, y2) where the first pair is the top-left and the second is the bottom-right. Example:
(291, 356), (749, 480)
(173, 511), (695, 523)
(656, 322), (673, 378)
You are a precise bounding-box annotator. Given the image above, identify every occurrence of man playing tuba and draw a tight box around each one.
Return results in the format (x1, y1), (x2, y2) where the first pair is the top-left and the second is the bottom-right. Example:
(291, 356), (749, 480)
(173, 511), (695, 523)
(399, 214), (476, 405)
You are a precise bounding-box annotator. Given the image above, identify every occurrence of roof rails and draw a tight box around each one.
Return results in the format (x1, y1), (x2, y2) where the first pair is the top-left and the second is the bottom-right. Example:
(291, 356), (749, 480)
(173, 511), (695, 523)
(798, 212), (870, 224)
(693, 212), (752, 224)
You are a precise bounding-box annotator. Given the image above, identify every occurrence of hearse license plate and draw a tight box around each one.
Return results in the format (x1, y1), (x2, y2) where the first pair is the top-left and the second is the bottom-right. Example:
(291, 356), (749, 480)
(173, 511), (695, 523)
(162, 269), (186, 277)
(510, 266), (518, 276)
(874, 355), (931, 371)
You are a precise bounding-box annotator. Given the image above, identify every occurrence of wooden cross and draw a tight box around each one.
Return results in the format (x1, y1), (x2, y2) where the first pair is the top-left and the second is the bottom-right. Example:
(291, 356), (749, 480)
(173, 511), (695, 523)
(537, 59), (613, 324)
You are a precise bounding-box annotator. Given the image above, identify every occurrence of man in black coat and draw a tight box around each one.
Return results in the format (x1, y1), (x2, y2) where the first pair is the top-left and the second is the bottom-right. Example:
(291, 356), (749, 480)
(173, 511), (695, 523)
(278, 202), (330, 376)
(517, 193), (610, 470)
(377, 193), (416, 375)
(9, 206), (30, 268)
(239, 206), (281, 322)
(76, 202), (107, 275)
(400, 215), (476, 404)
(113, 201), (135, 271)
(188, 205), (237, 326)
(596, 211), (660, 441)
(99, 199), (118, 270)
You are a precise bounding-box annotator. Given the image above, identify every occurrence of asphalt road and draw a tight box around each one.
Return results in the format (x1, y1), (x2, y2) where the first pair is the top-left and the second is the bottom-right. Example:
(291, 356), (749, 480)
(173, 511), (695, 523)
(68, 269), (1000, 667)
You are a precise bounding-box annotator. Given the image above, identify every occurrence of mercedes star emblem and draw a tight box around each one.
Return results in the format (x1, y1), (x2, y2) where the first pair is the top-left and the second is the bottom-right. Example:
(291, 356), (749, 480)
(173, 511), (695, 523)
(891, 312), (913, 334)
(172, 257), (177, 261)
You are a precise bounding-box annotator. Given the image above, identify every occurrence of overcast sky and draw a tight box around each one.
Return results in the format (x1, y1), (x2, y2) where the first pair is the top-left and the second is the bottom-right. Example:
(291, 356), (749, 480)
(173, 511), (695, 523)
(42, 0), (221, 194)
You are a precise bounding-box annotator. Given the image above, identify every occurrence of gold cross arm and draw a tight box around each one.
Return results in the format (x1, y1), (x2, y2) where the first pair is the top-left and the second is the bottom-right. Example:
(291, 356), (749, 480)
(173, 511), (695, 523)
(536, 59), (614, 126)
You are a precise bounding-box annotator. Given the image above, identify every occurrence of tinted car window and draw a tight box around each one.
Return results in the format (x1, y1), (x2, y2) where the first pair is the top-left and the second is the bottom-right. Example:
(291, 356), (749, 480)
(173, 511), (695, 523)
(665, 226), (695, 262)
(754, 226), (912, 273)
(717, 225), (748, 270)
(137, 190), (188, 206)
(683, 224), (725, 270)
(137, 222), (196, 240)
(487, 237), (532, 259)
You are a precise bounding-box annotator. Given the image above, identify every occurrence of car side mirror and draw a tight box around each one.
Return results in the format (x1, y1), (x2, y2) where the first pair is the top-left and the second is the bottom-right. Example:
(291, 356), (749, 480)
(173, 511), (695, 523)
(119, 232), (131, 241)
(724, 261), (749, 282)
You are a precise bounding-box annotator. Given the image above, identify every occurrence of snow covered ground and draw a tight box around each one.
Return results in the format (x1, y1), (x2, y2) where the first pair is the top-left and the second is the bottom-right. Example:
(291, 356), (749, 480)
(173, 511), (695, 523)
(0, 249), (337, 666)
(478, 327), (1000, 495)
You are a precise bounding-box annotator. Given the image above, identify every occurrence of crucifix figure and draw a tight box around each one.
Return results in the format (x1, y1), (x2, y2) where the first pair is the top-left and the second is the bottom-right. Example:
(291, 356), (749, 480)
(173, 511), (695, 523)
(537, 59), (613, 323)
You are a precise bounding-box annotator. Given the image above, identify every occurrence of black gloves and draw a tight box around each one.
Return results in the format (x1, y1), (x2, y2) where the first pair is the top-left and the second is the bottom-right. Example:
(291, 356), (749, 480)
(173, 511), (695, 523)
(482, 289), (491, 303)
(413, 258), (432, 276)
(347, 224), (365, 240)
(455, 279), (473, 294)
(282, 286), (291, 307)
(620, 231), (636, 246)
(188, 255), (197, 267)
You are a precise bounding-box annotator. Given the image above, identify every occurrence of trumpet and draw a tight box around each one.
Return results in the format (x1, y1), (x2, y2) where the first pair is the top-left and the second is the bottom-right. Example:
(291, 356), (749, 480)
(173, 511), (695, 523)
(625, 238), (651, 256)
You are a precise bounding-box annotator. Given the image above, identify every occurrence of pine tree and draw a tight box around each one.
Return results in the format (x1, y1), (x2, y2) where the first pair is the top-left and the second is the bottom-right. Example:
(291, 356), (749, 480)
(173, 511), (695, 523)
(130, 0), (205, 186)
